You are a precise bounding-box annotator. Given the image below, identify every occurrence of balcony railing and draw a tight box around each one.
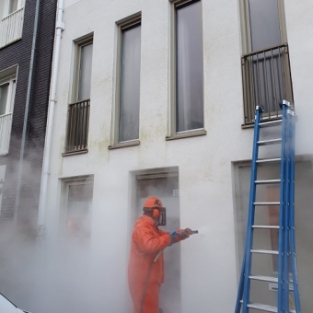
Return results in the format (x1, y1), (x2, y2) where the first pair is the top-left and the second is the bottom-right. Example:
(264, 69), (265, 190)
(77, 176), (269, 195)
(0, 113), (13, 155)
(241, 43), (293, 125)
(65, 100), (90, 154)
(0, 7), (24, 49)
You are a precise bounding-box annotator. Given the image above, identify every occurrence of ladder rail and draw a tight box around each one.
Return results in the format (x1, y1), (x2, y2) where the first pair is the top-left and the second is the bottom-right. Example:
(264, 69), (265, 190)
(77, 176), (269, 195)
(277, 103), (287, 313)
(234, 259), (245, 313)
(283, 106), (291, 313)
(289, 111), (301, 313)
(242, 107), (262, 313)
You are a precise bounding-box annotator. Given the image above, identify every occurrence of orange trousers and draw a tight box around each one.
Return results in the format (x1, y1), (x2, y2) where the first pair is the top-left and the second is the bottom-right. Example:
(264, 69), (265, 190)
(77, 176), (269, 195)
(129, 281), (161, 313)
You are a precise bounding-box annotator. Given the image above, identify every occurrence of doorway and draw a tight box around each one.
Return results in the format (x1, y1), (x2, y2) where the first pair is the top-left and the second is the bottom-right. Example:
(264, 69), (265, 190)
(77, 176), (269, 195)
(135, 170), (181, 313)
(233, 160), (313, 312)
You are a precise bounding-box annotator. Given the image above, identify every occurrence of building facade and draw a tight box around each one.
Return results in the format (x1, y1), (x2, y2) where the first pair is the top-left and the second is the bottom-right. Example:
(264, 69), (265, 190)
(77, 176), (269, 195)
(0, 0), (57, 227)
(40, 0), (313, 312)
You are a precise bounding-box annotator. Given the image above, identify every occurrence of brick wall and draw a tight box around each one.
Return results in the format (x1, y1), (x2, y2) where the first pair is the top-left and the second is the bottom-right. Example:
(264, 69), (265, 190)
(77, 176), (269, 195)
(0, 0), (57, 232)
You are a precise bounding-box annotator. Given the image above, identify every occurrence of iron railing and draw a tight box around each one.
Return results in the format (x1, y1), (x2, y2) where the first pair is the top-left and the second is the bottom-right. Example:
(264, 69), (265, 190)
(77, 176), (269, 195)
(241, 43), (293, 125)
(0, 8), (24, 49)
(65, 100), (90, 153)
(0, 113), (13, 155)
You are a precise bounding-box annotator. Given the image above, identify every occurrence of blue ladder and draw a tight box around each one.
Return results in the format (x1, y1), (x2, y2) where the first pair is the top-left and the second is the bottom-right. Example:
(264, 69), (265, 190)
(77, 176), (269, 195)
(234, 100), (301, 313)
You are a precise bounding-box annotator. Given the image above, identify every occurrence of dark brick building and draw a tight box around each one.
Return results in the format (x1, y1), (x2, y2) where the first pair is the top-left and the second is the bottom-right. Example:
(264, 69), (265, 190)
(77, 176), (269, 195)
(0, 0), (57, 233)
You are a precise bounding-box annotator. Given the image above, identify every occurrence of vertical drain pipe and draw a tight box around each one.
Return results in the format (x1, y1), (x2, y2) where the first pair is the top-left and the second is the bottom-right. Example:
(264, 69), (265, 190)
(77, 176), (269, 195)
(37, 0), (65, 235)
(14, 0), (42, 224)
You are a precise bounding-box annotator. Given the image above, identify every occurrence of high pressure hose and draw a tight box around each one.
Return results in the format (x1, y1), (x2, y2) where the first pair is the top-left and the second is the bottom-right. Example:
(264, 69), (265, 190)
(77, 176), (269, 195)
(138, 250), (163, 313)
(138, 229), (198, 313)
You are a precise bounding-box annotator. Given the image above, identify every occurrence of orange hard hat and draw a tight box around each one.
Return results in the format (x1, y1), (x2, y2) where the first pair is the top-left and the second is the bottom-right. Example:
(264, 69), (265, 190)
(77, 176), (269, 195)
(143, 197), (166, 226)
(143, 197), (163, 209)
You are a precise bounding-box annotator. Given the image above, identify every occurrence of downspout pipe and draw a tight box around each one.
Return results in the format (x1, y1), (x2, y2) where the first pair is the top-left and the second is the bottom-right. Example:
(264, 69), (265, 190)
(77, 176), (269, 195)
(14, 0), (42, 223)
(37, 0), (65, 234)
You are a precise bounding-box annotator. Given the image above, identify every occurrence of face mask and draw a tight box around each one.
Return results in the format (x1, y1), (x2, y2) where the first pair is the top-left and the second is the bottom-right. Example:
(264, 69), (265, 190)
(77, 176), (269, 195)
(156, 207), (167, 226)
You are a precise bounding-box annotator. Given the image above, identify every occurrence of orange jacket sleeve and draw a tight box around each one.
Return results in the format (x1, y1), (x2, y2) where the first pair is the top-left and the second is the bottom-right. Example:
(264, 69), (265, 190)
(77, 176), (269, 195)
(133, 228), (171, 253)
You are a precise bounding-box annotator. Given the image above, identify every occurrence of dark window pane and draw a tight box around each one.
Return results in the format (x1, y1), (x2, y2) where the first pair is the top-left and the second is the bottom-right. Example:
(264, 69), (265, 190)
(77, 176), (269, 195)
(249, 0), (281, 51)
(119, 24), (141, 142)
(67, 183), (93, 238)
(78, 43), (93, 101)
(176, 1), (204, 132)
(9, 0), (18, 14)
(0, 83), (9, 116)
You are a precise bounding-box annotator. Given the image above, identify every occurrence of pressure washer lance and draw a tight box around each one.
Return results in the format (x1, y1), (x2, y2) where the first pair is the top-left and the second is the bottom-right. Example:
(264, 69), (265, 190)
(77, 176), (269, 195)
(139, 229), (198, 313)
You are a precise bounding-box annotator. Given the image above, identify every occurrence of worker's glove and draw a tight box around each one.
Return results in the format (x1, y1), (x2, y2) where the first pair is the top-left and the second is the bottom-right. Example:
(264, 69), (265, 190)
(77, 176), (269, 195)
(179, 228), (193, 239)
(169, 230), (179, 246)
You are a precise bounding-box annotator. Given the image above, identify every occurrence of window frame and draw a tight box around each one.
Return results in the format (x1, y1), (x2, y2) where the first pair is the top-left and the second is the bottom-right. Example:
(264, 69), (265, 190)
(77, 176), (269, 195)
(59, 175), (94, 240)
(71, 34), (94, 104)
(239, 0), (288, 55)
(63, 34), (93, 156)
(239, 0), (292, 127)
(109, 12), (142, 150)
(0, 77), (16, 116)
(167, 0), (206, 141)
(1, 0), (24, 18)
(0, 66), (17, 156)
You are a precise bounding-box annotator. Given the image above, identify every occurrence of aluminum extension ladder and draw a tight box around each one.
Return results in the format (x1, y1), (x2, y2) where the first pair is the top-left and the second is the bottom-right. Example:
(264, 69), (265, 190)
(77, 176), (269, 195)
(234, 100), (301, 313)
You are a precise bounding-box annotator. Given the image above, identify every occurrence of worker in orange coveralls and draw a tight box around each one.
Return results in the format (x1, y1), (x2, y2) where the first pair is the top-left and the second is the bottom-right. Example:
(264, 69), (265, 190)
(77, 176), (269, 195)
(128, 196), (193, 313)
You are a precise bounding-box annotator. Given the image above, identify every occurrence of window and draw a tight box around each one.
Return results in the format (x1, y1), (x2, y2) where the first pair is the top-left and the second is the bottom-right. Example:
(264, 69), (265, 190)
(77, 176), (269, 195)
(0, 0), (21, 18)
(9, 0), (18, 14)
(119, 23), (141, 142)
(0, 165), (6, 216)
(0, 0), (25, 48)
(77, 42), (93, 102)
(240, 0), (293, 125)
(66, 182), (93, 239)
(60, 176), (94, 241)
(0, 67), (17, 155)
(110, 14), (141, 149)
(243, 0), (284, 53)
(64, 36), (93, 155)
(171, 0), (204, 135)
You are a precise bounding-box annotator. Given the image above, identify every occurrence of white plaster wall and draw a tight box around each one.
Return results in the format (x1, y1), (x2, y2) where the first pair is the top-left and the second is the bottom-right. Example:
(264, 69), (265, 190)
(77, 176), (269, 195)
(284, 0), (313, 155)
(43, 0), (313, 312)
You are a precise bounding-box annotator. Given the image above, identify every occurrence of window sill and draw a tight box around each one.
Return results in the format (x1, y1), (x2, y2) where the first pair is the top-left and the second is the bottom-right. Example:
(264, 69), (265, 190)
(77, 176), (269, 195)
(62, 149), (88, 157)
(0, 38), (22, 50)
(166, 129), (207, 141)
(108, 140), (140, 150)
(242, 116), (283, 129)
(241, 123), (254, 129)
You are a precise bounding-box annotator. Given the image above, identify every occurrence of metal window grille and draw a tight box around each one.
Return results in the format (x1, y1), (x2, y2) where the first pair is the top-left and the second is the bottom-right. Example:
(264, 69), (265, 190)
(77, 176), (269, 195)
(241, 43), (293, 125)
(65, 99), (90, 153)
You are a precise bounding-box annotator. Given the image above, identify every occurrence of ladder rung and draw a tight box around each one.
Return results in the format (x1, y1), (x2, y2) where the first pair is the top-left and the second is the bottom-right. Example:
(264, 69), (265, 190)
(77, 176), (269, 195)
(249, 275), (278, 283)
(259, 120), (282, 128)
(257, 158), (281, 164)
(251, 249), (279, 255)
(247, 303), (278, 312)
(255, 179), (281, 184)
(254, 202), (280, 206)
(258, 139), (282, 146)
(240, 302), (295, 313)
(252, 225), (279, 229)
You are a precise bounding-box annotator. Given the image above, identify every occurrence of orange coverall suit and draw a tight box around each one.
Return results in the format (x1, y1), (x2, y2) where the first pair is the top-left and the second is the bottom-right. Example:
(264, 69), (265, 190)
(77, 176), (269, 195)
(128, 215), (183, 313)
